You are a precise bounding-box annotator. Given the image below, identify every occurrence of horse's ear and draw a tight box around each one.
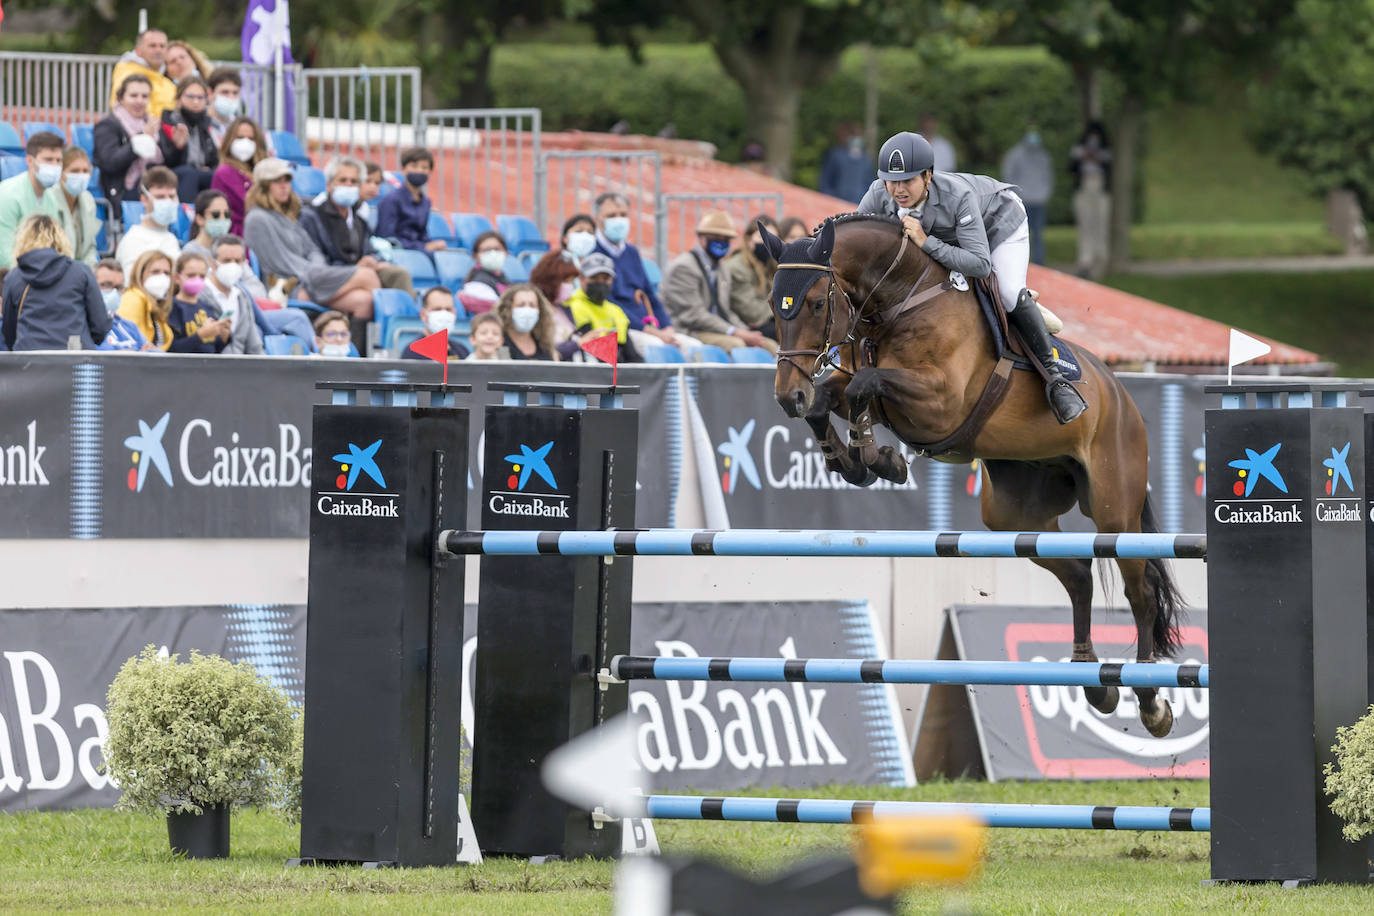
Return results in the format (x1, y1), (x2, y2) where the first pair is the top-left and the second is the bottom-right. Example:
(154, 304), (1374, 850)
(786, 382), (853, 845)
(810, 219), (835, 264)
(758, 221), (785, 261)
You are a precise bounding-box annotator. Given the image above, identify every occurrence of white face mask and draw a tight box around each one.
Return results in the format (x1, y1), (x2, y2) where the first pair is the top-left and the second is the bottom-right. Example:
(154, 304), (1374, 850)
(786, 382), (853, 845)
(511, 305), (540, 334)
(143, 273), (171, 299)
(230, 137), (257, 162)
(477, 249), (506, 273)
(424, 310), (457, 334)
(215, 262), (244, 287)
(320, 343), (351, 357)
(213, 96), (240, 121)
(564, 230), (596, 259)
(102, 288), (122, 314)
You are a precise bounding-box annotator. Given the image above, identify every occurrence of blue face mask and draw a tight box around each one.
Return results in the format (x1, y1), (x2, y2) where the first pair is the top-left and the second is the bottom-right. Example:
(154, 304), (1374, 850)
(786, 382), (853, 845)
(705, 238), (731, 260)
(102, 288), (122, 313)
(331, 185), (360, 208)
(35, 163), (62, 188)
(64, 172), (91, 196)
(603, 216), (630, 244)
(150, 197), (179, 228)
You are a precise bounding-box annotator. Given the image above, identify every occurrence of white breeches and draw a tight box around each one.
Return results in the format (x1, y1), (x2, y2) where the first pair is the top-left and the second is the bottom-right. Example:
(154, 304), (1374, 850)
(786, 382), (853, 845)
(992, 195), (1031, 313)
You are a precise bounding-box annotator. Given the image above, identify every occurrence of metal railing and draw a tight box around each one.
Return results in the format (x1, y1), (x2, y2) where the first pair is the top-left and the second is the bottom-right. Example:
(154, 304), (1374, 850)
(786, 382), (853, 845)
(663, 192), (785, 261)
(416, 108), (541, 221)
(541, 150), (664, 262)
(299, 67), (422, 172)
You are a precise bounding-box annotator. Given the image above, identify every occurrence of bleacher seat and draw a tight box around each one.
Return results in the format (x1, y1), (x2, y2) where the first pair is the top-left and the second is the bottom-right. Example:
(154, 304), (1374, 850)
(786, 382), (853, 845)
(503, 256), (530, 282)
(263, 334), (311, 355)
(94, 200), (108, 254)
(371, 288), (420, 354)
(642, 257), (662, 291)
(382, 170), (404, 191)
(730, 346), (776, 365)
(385, 317), (428, 353)
(72, 125), (95, 159)
(292, 165), (325, 199)
(0, 123), (23, 157)
(121, 200), (145, 227)
(690, 344), (732, 364)
(23, 122), (64, 143)
(269, 130), (311, 166)
(0, 156), (25, 181)
(174, 204), (193, 243)
(433, 249), (475, 289)
(519, 250), (542, 271)
(388, 248), (440, 290)
(89, 165), (104, 201)
(427, 211), (457, 247)
(496, 215), (551, 255)
(451, 213), (495, 250)
(643, 344), (686, 364)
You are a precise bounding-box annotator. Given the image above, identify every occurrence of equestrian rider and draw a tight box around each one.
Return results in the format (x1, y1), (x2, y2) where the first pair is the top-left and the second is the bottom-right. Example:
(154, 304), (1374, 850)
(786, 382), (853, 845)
(857, 131), (1086, 424)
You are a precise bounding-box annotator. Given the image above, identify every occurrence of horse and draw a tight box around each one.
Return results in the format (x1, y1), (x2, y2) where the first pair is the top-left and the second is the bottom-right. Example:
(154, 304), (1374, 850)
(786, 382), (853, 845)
(759, 214), (1184, 738)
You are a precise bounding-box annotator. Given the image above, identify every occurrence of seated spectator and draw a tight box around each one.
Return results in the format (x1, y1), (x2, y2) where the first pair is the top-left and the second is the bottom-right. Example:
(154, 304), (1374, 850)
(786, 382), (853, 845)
(166, 251), (230, 353)
(243, 158), (380, 352)
(211, 116), (268, 236)
(565, 252), (639, 363)
(109, 29), (176, 119)
(0, 130), (64, 269)
(402, 286), (471, 361)
(358, 161), (384, 229)
(724, 214), (779, 340)
(94, 258), (152, 351)
(376, 146), (446, 251)
(44, 146), (100, 268)
(181, 188), (232, 263)
(165, 40), (211, 84)
(300, 156), (414, 295)
(465, 312), (505, 361)
(94, 74), (164, 211)
(198, 234), (267, 355)
(779, 217), (810, 243)
(1, 213), (109, 351)
(118, 249), (175, 349)
(159, 76), (218, 203)
(493, 283), (559, 361)
(592, 191), (680, 352)
(314, 310), (356, 357)
(115, 165), (182, 276)
(662, 210), (776, 354)
(459, 231), (512, 312)
(206, 68), (243, 146)
(532, 213), (595, 306)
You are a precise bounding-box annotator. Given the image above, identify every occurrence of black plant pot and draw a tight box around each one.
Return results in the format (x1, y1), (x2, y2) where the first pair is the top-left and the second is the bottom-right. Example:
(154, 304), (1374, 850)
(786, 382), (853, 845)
(167, 803), (231, 859)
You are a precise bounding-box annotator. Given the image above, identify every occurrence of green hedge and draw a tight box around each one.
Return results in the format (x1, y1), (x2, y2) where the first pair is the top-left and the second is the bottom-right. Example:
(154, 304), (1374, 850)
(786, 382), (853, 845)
(492, 43), (1124, 224)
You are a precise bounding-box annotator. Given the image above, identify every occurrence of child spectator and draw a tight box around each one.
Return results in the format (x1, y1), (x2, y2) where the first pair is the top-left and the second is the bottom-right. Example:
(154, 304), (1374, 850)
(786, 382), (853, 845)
(313, 310), (355, 357)
(210, 116), (267, 236)
(94, 258), (152, 351)
(167, 251), (230, 353)
(465, 312), (505, 361)
(44, 145), (100, 268)
(118, 249), (175, 350)
(115, 165), (182, 276)
(376, 146), (446, 251)
(1, 213), (109, 350)
(565, 252), (639, 363)
(358, 161), (384, 229)
(493, 283), (558, 361)
(401, 286), (470, 361)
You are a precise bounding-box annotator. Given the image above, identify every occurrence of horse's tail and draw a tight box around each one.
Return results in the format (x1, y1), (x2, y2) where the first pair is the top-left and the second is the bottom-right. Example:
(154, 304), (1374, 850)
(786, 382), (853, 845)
(1140, 494), (1185, 659)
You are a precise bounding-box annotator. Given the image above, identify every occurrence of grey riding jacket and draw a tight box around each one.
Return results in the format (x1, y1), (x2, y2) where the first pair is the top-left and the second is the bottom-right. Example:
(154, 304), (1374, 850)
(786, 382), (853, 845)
(856, 172), (1025, 279)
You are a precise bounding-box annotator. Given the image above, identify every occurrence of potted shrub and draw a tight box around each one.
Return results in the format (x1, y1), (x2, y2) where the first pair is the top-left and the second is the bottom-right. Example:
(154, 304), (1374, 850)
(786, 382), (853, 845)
(1324, 704), (1374, 841)
(102, 646), (295, 858)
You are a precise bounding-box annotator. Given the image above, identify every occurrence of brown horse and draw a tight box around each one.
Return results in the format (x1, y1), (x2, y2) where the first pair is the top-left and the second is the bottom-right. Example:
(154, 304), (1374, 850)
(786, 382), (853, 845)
(760, 214), (1184, 738)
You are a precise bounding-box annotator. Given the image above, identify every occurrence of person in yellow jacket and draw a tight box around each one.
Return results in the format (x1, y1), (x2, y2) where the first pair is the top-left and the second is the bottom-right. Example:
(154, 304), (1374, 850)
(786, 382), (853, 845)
(109, 29), (177, 120)
(564, 252), (639, 362)
(117, 248), (175, 350)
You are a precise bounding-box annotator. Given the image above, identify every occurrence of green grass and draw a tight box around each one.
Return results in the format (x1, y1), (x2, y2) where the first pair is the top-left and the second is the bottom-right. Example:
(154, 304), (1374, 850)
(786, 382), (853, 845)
(4, 781), (1373, 913)
(1045, 223), (1344, 264)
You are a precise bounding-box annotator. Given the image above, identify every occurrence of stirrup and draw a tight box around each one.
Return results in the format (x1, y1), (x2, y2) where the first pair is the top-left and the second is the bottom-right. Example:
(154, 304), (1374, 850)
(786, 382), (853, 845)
(1046, 378), (1087, 424)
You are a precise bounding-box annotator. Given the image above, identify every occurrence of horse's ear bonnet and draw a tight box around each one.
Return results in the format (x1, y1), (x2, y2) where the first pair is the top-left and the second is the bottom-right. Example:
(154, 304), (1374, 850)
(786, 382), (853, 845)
(770, 218), (834, 320)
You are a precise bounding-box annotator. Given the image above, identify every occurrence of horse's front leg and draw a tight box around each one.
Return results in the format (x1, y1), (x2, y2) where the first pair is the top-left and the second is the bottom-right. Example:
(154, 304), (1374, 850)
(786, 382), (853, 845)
(842, 368), (910, 485)
(805, 374), (877, 487)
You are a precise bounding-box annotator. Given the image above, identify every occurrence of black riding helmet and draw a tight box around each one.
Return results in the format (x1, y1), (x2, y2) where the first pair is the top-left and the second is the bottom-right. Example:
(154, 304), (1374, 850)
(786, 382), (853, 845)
(876, 131), (935, 181)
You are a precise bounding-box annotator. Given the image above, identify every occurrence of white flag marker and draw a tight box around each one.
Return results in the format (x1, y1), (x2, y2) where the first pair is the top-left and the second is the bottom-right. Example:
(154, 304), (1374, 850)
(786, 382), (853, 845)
(1227, 329), (1272, 386)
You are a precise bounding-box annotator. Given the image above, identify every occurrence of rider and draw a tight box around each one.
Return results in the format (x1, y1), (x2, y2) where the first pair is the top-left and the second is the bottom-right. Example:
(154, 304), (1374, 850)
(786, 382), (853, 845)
(857, 131), (1086, 424)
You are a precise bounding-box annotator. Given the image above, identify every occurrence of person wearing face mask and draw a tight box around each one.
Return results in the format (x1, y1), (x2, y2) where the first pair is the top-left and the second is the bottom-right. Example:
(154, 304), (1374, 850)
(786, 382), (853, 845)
(494, 283), (559, 361)
(1070, 121), (1113, 279)
(159, 76), (220, 203)
(531, 213), (594, 306)
(93, 74), (165, 212)
(312, 311), (357, 358)
(819, 124), (874, 204)
(592, 191), (677, 338)
(181, 189), (232, 262)
(300, 156), (415, 296)
(94, 259), (154, 351)
(724, 213), (780, 341)
(0, 130), (66, 270)
(564, 253), (640, 363)
(1002, 123), (1054, 266)
(197, 233), (268, 355)
(43, 146), (100, 268)
(114, 166), (183, 276)
(1, 213), (109, 351)
(401, 287), (472, 361)
(211, 116), (267, 236)
(464, 231), (512, 298)
(206, 68), (244, 146)
(376, 146), (447, 252)
(117, 249), (176, 350)
(167, 251), (231, 353)
(661, 210), (776, 354)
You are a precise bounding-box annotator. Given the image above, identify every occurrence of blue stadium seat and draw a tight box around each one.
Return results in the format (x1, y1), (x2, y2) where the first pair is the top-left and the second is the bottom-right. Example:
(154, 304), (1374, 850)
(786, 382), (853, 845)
(690, 344), (732, 364)
(292, 165), (325, 199)
(382, 170), (404, 192)
(285, 298), (327, 315)
(730, 346), (776, 365)
(371, 288), (420, 352)
(496, 214), (551, 255)
(249, 249), (262, 280)
(388, 248), (439, 290)
(642, 257), (662, 291)
(451, 213), (495, 250)
(89, 165), (104, 201)
(0, 123), (23, 157)
(174, 204), (193, 244)
(94, 200), (108, 254)
(263, 334), (311, 355)
(519, 249), (542, 271)
(503, 255), (530, 282)
(72, 124), (95, 159)
(0, 155), (25, 181)
(269, 130), (311, 166)
(121, 200), (145, 227)
(433, 249), (475, 289)
(427, 211), (456, 246)
(643, 344), (686, 364)
(385, 317), (427, 352)
(23, 122), (65, 143)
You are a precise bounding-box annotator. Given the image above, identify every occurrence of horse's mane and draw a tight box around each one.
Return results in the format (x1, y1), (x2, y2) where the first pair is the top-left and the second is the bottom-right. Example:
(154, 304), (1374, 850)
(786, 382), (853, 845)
(825, 212), (903, 232)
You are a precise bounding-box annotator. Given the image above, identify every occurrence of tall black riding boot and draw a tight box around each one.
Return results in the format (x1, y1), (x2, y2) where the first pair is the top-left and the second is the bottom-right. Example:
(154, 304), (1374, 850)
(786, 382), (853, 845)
(1009, 290), (1087, 424)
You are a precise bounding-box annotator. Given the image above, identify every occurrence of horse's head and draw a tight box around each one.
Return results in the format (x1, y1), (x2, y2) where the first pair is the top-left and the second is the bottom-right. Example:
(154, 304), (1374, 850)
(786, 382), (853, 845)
(761, 219), (841, 417)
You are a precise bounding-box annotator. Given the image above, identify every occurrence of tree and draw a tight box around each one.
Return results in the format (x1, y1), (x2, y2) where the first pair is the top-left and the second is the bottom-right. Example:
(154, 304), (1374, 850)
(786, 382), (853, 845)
(414, 0), (566, 108)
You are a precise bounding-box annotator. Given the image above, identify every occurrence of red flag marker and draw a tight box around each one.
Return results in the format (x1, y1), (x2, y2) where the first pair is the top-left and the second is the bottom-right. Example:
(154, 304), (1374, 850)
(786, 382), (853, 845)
(409, 329), (450, 385)
(580, 330), (620, 385)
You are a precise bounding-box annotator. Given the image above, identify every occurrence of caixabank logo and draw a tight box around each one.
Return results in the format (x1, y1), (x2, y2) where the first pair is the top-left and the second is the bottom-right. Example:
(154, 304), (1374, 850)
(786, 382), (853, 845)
(1211, 442), (1302, 525)
(315, 438), (398, 518)
(123, 412), (311, 491)
(1315, 441), (1362, 523)
(716, 419), (918, 494)
(488, 440), (569, 518)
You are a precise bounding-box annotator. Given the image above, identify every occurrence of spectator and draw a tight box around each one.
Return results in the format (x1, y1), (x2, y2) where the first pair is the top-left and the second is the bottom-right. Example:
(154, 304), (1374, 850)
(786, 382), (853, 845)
(109, 29), (176, 119)
(165, 40), (210, 83)
(532, 213), (595, 306)
(181, 188), (232, 263)
(376, 147), (446, 251)
(93, 258), (153, 351)
(459, 231), (511, 312)
(739, 141), (769, 177)
(921, 113), (957, 172)
(725, 214), (779, 340)
(1070, 121), (1113, 278)
(93, 74), (164, 211)
(199, 233), (267, 355)
(358, 161), (384, 229)
(819, 124), (873, 204)
(243, 158), (380, 351)
(159, 76), (219, 203)
(1, 213), (109, 351)
(662, 210), (775, 354)
(167, 251), (230, 353)
(206, 68), (243, 146)
(402, 286), (471, 361)
(592, 191), (681, 352)
(465, 312), (505, 361)
(114, 165), (182, 276)
(44, 146), (99, 268)
(565, 252), (639, 363)
(0, 130), (64, 269)
(493, 283), (558, 361)
(299, 156), (414, 295)
(313, 310), (355, 357)
(211, 116), (268, 236)
(778, 217), (809, 243)
(1002, 123), (1053, 266)
(117, 249), (175, 349)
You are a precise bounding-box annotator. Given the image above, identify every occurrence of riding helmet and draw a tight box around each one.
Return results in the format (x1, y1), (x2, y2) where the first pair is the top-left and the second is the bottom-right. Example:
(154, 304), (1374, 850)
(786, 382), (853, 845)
(876, 131), (935, 181)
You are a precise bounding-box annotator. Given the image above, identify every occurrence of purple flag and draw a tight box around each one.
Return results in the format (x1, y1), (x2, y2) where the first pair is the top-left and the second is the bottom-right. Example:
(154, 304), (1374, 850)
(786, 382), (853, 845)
(240, 0), (296, 133)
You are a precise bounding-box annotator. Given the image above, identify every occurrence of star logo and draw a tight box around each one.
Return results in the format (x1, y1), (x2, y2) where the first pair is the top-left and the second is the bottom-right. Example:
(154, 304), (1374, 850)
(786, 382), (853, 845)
(717, 420), (761, 494)
(1323, 442), (1354, 496)
(124, 413), (174, 492)
(331, 439), (386, 491)
(1227, 443), (1287, 497)
(504, 441), (557, 491)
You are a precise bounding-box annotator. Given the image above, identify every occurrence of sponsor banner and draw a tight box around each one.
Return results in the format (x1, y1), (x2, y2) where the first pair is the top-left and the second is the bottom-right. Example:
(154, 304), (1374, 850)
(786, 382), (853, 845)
(925, 605), (1209, 781)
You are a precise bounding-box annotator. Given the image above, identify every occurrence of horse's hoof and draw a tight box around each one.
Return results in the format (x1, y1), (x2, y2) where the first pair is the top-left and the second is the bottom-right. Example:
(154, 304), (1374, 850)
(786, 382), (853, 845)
(1083, 685), (1119, 715)
(1142, 698), (1174, 738)
(874, 446), (909, 484)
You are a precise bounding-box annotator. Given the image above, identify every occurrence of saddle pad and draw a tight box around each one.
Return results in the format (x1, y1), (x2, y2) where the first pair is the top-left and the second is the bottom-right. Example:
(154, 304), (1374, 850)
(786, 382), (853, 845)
(971, 275), (1082, 382)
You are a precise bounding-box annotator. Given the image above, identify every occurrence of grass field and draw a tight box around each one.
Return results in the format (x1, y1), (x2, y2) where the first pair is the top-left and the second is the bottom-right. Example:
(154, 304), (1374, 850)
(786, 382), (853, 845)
(5, 780), (1373, 913)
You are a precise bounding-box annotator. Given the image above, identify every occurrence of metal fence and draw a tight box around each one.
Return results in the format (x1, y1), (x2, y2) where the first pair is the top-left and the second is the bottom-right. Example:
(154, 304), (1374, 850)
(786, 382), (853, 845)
(662, 192), (785, 261)
(541, 150), (664, 261)
(297, 67), (421, 173)
(415, 108), (541, 221)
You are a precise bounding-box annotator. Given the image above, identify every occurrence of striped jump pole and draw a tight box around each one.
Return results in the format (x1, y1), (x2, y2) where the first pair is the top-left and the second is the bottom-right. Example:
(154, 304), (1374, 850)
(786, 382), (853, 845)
(608, 656), (1209, 689)
(637, 795), (1211, 832)
(439, 529), (1206, 560)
